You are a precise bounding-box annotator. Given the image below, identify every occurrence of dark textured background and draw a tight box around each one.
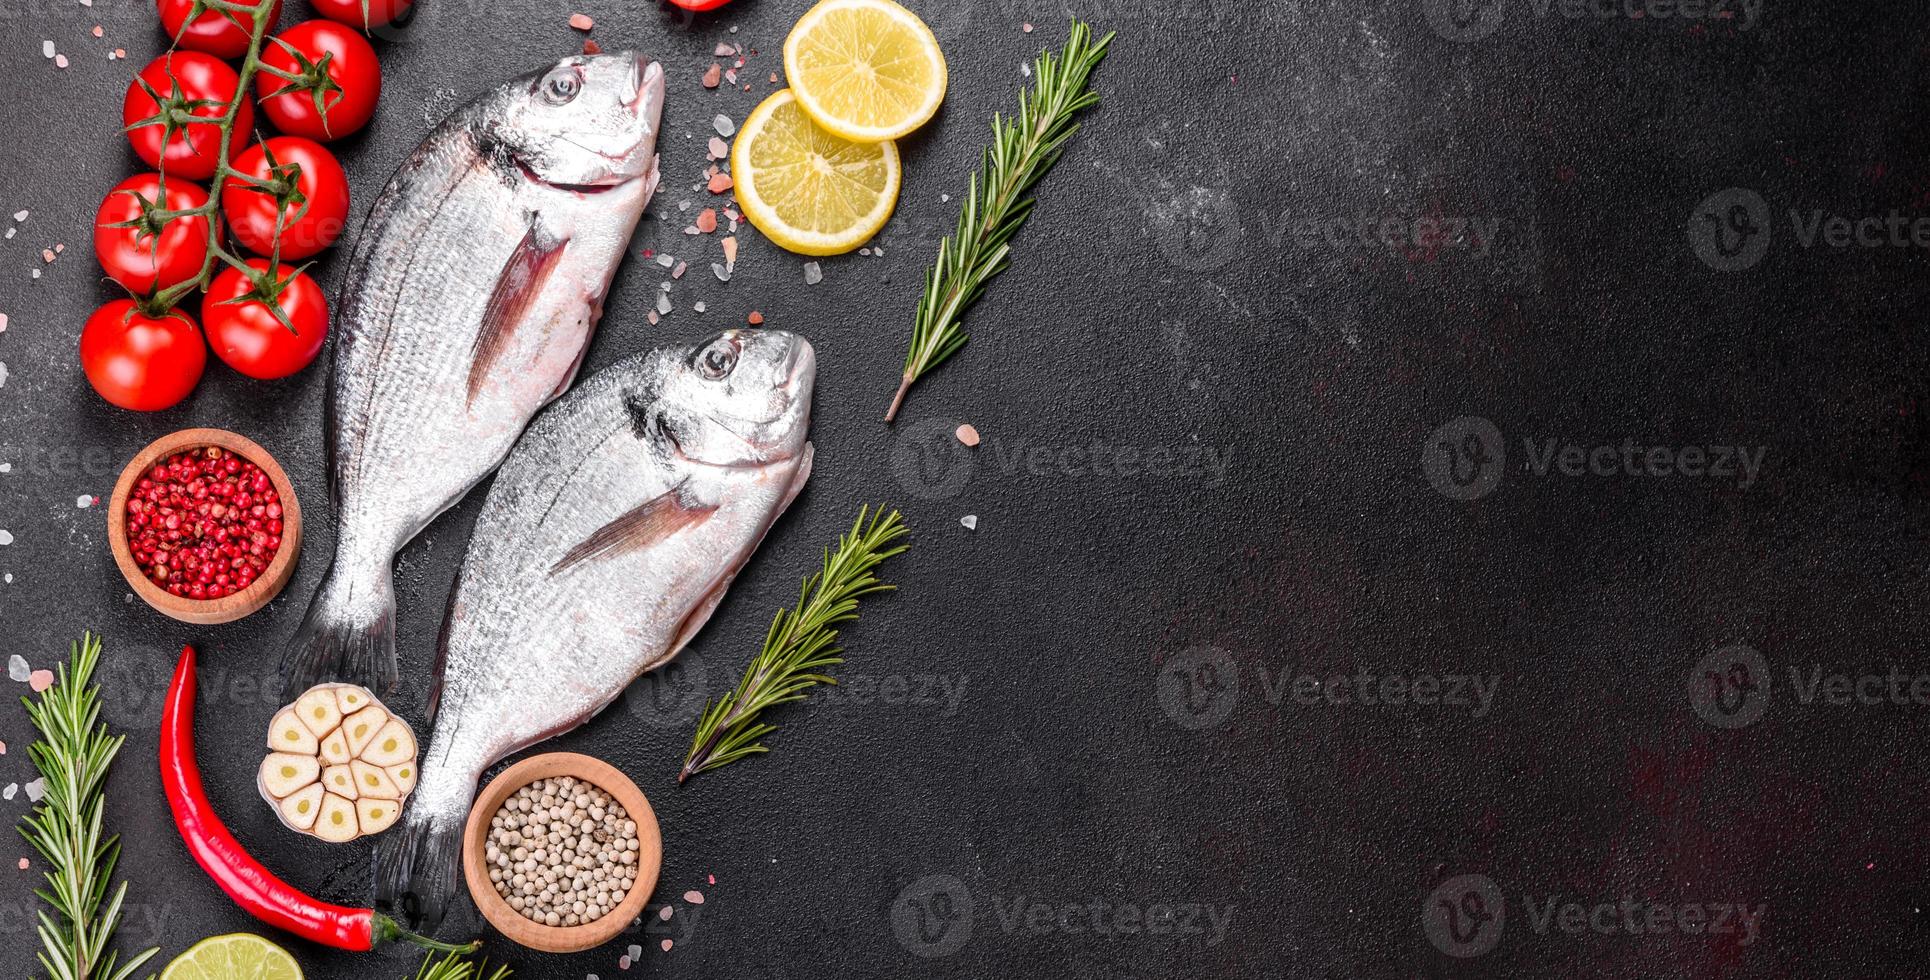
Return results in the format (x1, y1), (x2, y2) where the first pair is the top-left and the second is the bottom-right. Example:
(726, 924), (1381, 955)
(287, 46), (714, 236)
(4, 0), (1930, 976)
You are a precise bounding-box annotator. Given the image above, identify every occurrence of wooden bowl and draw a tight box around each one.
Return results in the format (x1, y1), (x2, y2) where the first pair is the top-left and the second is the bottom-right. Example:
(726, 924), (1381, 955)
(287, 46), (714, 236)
(106, 428), (302, 625)
(462, 752), (663, 953)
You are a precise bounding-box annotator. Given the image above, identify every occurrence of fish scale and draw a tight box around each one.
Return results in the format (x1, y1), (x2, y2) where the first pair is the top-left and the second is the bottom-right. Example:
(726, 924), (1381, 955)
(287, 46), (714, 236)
(376, 329), (817, 934)
(285, 52), (666, 696)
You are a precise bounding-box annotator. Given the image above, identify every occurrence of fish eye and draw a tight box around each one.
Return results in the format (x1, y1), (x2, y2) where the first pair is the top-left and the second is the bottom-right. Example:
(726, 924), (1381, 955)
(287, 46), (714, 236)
(539, 67), (581, 105)
(697, 339), (738, 380)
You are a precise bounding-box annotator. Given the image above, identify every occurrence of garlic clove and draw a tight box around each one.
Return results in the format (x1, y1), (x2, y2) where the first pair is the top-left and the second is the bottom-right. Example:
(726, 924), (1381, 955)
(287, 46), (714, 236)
(356, 797), (400, 835)
(352, 759), (401, 799)
(259, 752), (320, 799)
(314, 793), (361, 843)
(322, 763), (359, 801)
(341, 704), (389, 758)
(319, 727), (353, 766)
(268, 707), (319, 755)
(279, 784), (325, 831)
(361, 719), (417, 766)
(385, 762), (417, 796)
(333, 685), (373, 716)
(295, 687), (343, 738)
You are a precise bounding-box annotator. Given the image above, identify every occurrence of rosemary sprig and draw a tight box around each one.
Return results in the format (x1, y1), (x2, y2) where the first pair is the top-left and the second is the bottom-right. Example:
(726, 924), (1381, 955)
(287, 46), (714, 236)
(883, 19), (1114, 422)
(680, 506), (910, 782)
(413, 951), (512, 980)
(17, 634), (158, 980)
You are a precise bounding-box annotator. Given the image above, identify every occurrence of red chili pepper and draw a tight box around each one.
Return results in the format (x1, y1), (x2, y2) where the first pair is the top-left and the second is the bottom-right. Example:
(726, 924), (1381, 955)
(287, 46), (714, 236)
(159, 645), (476, 954)
(667, 0), (733, 11)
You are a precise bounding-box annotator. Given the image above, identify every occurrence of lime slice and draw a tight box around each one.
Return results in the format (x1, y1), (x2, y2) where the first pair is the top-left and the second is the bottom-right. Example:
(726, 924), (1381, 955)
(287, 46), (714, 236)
(161, 934), (304, 980)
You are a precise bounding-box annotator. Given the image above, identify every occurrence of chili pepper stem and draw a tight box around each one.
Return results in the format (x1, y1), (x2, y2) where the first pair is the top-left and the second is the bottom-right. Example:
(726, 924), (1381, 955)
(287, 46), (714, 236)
(372, 914), (482, 955)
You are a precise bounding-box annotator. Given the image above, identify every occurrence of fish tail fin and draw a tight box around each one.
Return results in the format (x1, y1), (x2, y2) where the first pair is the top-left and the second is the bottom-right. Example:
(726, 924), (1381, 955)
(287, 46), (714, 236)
(374, 809), (464, 936)
(282, 556), (398, 695)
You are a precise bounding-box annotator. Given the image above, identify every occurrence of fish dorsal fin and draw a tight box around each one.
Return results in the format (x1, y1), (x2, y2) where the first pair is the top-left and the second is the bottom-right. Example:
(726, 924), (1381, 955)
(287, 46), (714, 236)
(469, 216), (569, 404)
(551, 481), (716, 575)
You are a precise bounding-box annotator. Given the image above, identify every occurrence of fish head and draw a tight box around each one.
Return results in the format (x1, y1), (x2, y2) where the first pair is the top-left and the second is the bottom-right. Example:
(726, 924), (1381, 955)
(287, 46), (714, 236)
(488, 51), (664, 189)
(644, 330), (815, 469)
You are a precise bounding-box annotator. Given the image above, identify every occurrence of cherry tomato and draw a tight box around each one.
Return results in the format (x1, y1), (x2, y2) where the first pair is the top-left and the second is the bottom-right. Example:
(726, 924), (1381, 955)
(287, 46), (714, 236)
(309, 0), (412, 29)
(155, 0), (283, 59)
(256, 19), (381, 141)
(80, 301), (207, 411)
(203, 259), (328, 379)
(122, 52), (253, 181)
(94, 173), (218, 295)
(667, 0), (733, 10)
(222, 138), (349, 259)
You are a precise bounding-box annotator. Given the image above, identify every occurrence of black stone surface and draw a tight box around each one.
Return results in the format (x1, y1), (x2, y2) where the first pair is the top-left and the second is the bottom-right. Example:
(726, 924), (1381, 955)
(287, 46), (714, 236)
(4, 0), (1930, 977)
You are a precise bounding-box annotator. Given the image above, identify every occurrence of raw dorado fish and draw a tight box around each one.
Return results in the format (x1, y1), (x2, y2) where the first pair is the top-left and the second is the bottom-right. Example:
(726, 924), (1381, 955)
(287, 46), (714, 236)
(283, 52), (667, 695)
(376, 329), (816, 931)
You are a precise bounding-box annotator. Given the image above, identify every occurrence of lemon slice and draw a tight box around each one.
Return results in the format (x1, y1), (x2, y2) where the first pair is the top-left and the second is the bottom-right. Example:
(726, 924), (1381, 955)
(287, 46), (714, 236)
(162, 933), (303, 980)
(732, 89), (901, 256)
(783, 0), (947, 142)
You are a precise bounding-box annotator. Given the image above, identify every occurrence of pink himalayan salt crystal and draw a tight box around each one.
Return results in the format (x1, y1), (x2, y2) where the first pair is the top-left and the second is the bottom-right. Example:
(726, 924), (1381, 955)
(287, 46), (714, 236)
(28, 670), (54, 693)
(683, 890), (704, 904)
(658, 905), (672, 920)
(660, 940), (673, 952)
(568, 12), (594, 30)
(17, 858), (26, 870)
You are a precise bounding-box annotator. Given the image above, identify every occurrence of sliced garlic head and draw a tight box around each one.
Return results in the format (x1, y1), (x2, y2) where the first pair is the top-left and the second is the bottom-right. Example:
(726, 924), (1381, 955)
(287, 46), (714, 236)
(259, 683), (419, 843)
